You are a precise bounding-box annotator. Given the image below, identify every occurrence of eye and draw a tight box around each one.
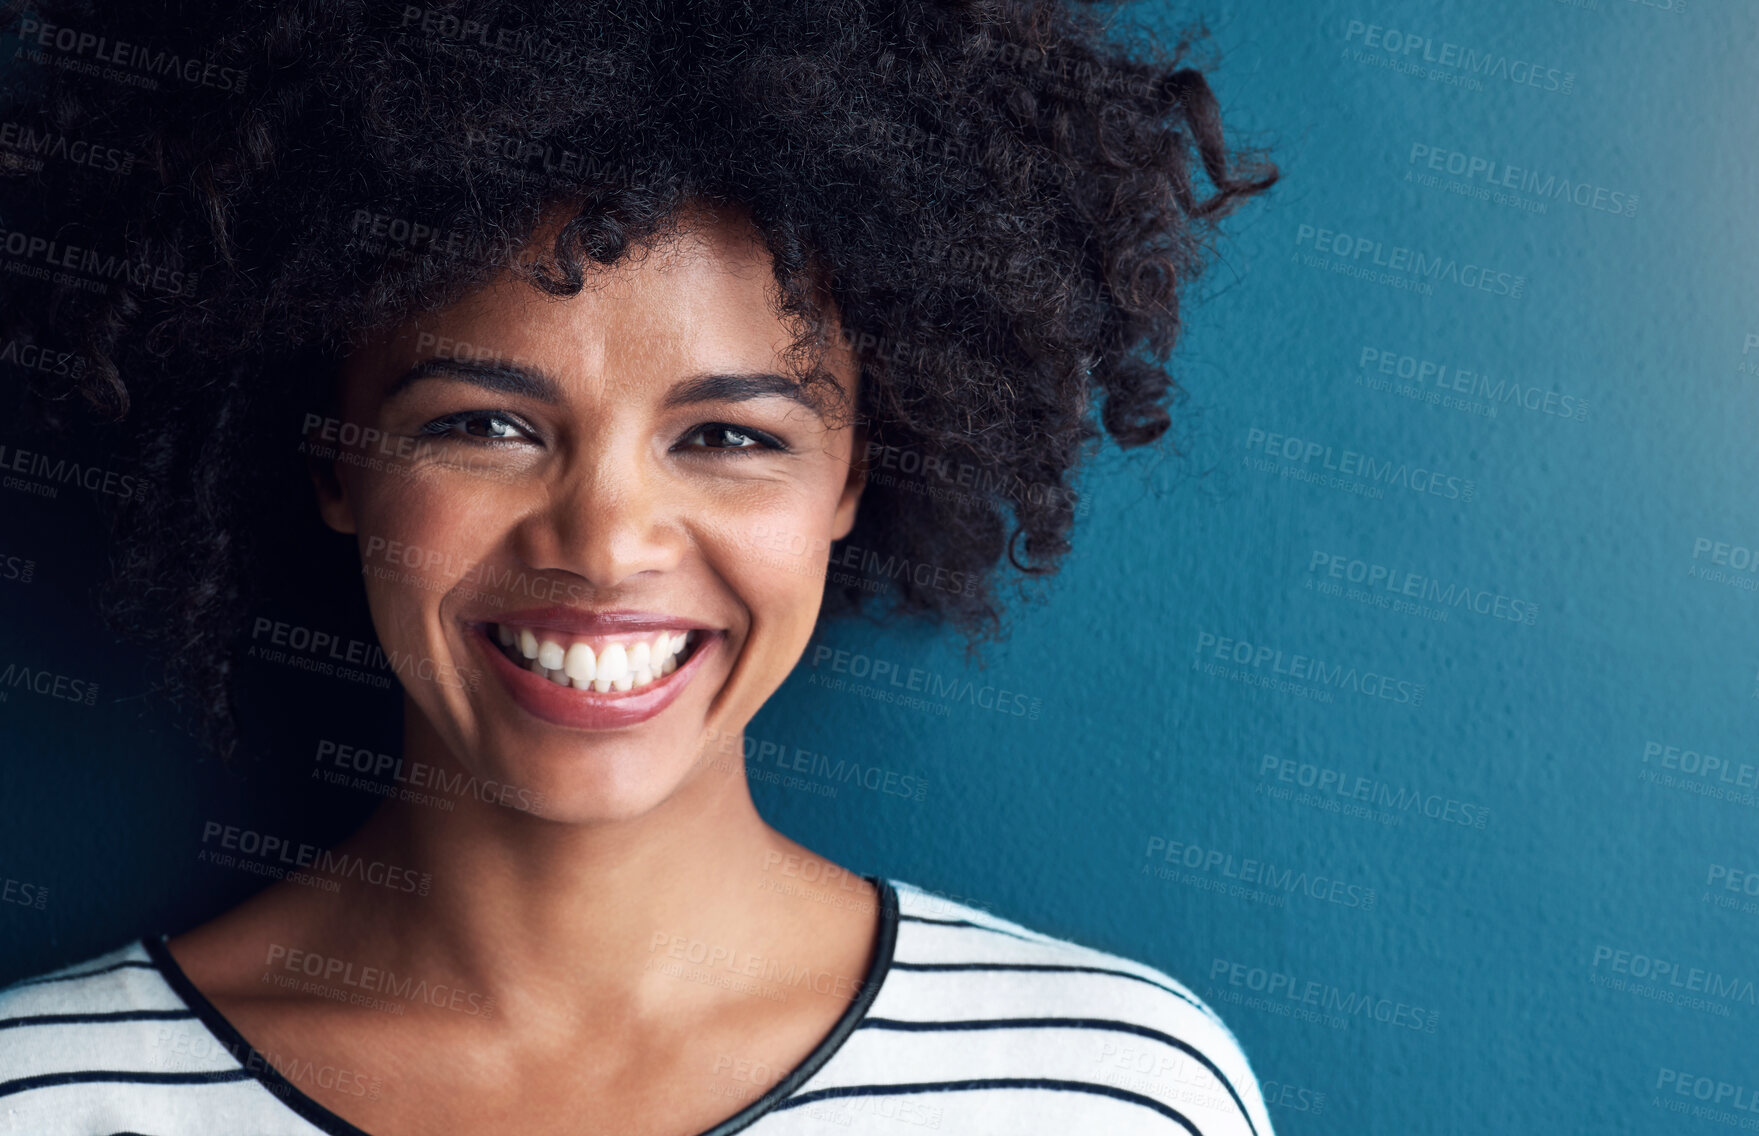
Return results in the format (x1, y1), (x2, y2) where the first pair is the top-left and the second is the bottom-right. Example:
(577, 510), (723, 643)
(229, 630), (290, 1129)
(419, 411), (535, 443)
(676, 422), (788, 454)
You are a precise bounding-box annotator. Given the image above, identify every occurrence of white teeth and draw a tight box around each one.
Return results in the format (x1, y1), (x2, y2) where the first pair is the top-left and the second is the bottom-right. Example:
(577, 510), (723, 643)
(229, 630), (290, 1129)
(495, 626), (699, 694)
(563, 642), (596, 683)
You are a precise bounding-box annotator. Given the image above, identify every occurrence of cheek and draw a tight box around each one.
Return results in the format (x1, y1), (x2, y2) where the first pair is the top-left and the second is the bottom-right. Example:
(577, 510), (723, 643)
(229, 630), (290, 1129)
(352, 470), (508, 627)
(707, 491), (838, 642)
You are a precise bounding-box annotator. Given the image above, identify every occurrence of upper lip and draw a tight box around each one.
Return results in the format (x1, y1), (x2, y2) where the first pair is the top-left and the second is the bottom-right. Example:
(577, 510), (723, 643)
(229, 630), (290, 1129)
(467, 606), (718, 635)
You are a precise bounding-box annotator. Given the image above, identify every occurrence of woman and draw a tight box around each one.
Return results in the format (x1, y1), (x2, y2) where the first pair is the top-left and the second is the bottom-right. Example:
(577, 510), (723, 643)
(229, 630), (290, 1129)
(0, 1), (1277, 1132)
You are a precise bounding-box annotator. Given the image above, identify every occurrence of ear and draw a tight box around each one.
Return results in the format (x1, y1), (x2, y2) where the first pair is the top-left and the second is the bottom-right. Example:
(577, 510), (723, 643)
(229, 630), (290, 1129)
(307, 446), (357, 535)
(303, 358), (360, 535)
(830, 416), (868, 543)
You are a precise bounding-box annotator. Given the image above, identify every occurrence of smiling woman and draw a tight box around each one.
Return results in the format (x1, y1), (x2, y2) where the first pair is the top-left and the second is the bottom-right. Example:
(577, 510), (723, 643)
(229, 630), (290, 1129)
(313, 210), (875, 823)
(0, 1), (1276, 1134)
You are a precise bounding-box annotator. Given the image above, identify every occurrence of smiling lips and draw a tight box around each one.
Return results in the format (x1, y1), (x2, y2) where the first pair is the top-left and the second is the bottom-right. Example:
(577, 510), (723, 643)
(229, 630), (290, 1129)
(470, 612), (718, 730)
(492, 623), (699, 692)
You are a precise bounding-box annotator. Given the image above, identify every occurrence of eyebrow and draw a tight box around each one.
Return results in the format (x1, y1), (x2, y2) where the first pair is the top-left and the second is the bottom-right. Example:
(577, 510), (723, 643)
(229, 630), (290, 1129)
(383, 357), (826, 418)
(662, 371), (825, 418)
(385, 358), (561, 402)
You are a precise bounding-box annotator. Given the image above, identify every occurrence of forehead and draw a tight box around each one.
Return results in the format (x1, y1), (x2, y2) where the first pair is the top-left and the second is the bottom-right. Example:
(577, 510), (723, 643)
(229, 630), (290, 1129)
(345, 208), (851, 401)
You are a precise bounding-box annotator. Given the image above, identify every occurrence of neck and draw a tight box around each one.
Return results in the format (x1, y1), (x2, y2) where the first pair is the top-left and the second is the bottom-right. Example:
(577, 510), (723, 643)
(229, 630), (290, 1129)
(310, 699), (875, 1020)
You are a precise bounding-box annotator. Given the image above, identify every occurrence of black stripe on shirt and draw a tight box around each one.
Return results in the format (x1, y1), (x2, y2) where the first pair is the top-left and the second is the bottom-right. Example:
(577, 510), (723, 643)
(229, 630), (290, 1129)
(3, 960), (160, 990)
(0, 1009), (195, 1031)
(897, 914), (1045, 943)
(0, 1067), (254, 1100)
(887, 960), (1219, 1020)
(142, 935), (377, 1136)
(857, 1016), (1259, 1136)
(773, 1076), (1204, 1133)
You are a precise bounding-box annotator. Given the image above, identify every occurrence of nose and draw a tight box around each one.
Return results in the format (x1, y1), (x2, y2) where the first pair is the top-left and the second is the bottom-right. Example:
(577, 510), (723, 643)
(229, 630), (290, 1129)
(512, 444), (684, 592)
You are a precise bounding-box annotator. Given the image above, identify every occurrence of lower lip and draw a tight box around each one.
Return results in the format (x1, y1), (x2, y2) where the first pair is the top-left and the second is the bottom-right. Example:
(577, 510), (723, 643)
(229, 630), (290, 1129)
(469, 625), (719, 730)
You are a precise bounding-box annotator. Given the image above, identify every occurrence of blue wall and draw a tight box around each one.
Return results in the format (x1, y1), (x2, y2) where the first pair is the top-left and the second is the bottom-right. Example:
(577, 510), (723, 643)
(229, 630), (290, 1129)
(2, 2), (1753, 1133)
(757, 2), (1757, 1131)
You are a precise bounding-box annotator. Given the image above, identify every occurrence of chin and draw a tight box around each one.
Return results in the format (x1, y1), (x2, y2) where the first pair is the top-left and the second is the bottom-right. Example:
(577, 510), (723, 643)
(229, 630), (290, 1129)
(466, 732), (706, 827)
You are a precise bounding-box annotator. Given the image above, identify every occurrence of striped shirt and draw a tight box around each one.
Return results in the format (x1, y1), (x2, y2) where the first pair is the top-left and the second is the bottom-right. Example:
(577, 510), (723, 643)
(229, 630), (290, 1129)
(0, 877), (1274, 1135)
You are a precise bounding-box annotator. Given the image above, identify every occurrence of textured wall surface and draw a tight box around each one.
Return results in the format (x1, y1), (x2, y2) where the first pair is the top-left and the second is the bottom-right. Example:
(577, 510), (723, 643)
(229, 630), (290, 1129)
(1, 2), (1751, 1133)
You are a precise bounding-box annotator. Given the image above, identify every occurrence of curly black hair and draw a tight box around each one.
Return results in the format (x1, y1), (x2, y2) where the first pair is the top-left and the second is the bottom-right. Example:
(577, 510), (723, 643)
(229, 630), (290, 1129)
(0, 0), (1274, 759)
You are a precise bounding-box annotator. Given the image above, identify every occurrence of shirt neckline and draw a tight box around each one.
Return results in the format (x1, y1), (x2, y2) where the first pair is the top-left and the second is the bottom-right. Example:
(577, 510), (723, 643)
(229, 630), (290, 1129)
(141, 875), (899, 1136)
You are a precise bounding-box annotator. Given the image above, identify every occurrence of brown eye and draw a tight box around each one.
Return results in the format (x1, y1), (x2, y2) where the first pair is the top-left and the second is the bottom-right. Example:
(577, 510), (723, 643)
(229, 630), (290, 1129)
(420, 411), (534, 442)
(463, 414), (517, 439)
(678, 423), (785, 453)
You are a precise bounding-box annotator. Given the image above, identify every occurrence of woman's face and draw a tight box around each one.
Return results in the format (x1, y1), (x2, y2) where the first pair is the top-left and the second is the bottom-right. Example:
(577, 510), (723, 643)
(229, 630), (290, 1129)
(317, 208), (865, 823)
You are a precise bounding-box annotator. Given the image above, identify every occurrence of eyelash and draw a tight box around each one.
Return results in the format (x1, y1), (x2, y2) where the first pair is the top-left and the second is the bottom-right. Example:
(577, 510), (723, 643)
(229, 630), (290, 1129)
(676, 422), (789, 455)
(416, 412), (788, 456)
(418, 411), (535, 444)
